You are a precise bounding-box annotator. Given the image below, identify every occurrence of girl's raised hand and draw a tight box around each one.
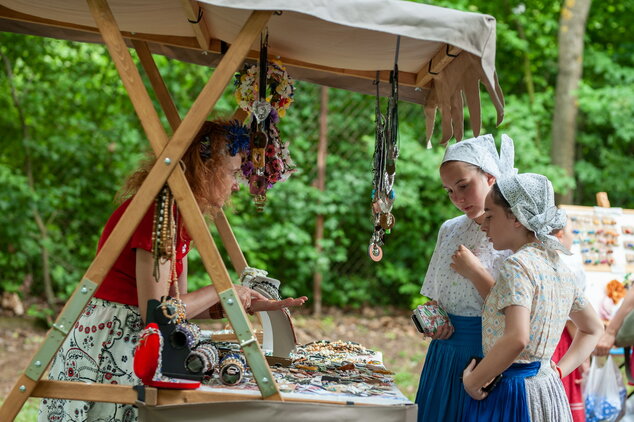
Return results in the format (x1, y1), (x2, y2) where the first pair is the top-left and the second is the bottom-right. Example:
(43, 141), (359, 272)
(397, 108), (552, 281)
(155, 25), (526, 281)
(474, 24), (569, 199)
(450, 245), (483, 280)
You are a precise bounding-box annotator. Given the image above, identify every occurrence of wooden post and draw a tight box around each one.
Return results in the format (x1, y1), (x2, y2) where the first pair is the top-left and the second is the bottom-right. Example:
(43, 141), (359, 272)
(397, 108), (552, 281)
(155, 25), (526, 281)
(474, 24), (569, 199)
(312, 86), (329, 316)
(596, 192), (611, 208)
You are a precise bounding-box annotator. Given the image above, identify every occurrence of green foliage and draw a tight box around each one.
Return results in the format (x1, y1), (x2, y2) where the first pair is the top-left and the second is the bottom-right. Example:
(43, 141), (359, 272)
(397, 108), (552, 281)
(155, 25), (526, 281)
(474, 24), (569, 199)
(1, 0), (633, 309)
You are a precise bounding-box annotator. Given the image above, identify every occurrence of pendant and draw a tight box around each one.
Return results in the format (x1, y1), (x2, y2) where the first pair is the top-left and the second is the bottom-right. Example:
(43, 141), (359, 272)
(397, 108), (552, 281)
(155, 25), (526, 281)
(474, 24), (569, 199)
(368, 243), (383, 262)
(253, 100), (271, 123)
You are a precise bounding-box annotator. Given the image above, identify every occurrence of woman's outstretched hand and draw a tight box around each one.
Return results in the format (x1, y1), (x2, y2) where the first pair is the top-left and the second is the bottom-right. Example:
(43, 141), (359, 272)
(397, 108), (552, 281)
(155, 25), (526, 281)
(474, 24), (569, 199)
(249, 296), (308, 313)
(233, 285), (307, 314)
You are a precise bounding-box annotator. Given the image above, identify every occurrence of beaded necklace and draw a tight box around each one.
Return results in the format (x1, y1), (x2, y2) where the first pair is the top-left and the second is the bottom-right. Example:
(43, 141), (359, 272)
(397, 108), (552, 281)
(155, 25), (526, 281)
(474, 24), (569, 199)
(151, 185), (186, 324)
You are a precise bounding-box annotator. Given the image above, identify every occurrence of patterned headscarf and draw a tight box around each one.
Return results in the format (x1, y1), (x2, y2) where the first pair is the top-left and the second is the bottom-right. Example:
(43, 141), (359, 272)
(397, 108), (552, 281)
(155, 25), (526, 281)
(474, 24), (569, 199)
(442, 134), (517, 179)
(497, 173), (570, 254)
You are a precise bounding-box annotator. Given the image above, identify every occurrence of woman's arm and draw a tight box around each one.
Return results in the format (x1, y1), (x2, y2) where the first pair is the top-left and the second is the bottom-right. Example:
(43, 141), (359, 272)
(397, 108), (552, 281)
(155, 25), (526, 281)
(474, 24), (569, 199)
(594, 287), (634, 356)
(136, 249), (223, 321)
(136, 249), (307, 322)
(462, 305), (530, 399)
(560, 303), (603, 374)
(451, 245), (495, 299)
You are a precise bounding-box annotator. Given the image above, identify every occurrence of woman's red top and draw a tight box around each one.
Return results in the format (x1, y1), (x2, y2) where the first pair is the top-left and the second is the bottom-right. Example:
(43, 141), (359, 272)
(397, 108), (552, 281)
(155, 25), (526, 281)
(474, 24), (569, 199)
(93, 198), (191, 306)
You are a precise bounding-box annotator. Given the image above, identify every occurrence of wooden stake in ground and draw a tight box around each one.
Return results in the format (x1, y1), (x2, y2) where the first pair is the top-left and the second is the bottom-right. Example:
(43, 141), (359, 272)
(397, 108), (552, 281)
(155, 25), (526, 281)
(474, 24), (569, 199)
(313, 86), (329, 316)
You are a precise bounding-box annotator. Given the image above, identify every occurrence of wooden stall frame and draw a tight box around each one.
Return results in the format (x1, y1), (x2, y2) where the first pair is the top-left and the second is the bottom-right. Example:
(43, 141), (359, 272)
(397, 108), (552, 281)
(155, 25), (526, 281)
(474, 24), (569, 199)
(0, 1), (487, 419)
(0, 2), (280, 420)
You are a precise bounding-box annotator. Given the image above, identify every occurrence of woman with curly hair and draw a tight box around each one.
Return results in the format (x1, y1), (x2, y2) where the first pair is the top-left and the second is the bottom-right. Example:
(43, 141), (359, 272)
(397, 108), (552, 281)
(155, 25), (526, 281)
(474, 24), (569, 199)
(39, 120), (306, 422)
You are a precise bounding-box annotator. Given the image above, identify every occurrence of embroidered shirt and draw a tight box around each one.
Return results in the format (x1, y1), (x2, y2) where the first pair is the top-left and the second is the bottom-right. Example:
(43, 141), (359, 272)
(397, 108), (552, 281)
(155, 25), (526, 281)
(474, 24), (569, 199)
(94, 198), (191, 307)
(421, 215), (511, 317)
(482, 243), (587, 362)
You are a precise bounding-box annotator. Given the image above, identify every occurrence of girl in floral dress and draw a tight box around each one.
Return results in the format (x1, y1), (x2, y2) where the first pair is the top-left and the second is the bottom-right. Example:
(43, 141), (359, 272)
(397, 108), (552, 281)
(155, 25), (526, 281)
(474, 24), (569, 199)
(461, 173), (602, 422)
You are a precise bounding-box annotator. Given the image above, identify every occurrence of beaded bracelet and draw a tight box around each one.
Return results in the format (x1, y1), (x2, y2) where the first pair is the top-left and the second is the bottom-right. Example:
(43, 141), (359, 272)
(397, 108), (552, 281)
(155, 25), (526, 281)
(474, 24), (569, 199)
(185, 342), (219, 374)
(174, 322), (201, 349)
(219, 352), (247, 385)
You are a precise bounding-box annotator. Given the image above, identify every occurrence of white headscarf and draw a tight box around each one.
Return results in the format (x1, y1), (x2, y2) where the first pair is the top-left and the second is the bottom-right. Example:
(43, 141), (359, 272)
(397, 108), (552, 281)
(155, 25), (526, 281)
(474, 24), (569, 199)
(496, 173), (570, 255)
(442, 134), (517, 179)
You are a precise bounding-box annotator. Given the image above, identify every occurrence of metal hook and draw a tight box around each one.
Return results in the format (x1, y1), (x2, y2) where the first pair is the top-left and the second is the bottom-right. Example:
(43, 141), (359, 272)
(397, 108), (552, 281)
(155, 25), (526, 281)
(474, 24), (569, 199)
(187, 7), (204, 24)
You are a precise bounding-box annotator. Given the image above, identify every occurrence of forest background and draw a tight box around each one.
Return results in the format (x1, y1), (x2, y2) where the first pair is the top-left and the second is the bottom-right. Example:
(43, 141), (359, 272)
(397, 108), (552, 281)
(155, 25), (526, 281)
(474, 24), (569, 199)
(1, 0), (633, 321)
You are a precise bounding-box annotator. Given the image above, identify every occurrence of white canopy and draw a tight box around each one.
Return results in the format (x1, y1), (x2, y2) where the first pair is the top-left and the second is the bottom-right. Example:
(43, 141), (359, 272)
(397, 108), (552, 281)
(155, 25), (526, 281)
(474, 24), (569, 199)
(0, 0), (505, 141)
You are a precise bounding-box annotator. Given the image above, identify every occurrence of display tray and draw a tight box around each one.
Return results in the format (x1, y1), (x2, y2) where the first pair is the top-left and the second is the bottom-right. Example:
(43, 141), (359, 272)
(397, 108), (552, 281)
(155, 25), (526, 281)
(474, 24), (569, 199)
(137, 340), (416, 421)
(199, 340), (412, 406)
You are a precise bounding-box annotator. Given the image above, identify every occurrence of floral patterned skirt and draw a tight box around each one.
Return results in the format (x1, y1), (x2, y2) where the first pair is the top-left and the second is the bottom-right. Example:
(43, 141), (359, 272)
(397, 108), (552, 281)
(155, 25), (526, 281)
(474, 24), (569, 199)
(38, 298), (144, 422)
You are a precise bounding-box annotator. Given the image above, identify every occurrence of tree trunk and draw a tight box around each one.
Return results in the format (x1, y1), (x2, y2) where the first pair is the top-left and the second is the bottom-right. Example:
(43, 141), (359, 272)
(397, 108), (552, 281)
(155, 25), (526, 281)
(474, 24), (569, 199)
(551, 0), (592, 204)
(1, 51), (56, 305)
(312, 86), (329, 316)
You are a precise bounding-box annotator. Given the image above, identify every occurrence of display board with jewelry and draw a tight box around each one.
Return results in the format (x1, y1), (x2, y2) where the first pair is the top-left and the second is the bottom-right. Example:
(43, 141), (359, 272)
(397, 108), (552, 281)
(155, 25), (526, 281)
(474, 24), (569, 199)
(560, 203), (634, 323)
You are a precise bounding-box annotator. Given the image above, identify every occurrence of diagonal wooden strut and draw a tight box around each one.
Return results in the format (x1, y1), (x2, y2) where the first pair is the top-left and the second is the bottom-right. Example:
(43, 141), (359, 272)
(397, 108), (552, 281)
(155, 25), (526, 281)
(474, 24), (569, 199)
(131, 38), (248, 274)
(0, 2), (276, 421)
(87, 0), (279, 399)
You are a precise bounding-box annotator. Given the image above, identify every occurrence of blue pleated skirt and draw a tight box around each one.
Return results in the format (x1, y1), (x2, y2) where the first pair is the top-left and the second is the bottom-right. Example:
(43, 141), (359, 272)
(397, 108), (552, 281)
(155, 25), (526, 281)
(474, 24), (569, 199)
(415, 314), (483, 422)
(463, 361), (541, 422)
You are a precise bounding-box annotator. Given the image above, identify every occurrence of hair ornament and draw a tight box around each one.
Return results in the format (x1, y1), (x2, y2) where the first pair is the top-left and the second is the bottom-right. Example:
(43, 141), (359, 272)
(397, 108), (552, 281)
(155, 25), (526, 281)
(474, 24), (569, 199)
(226, 120), (250, 156)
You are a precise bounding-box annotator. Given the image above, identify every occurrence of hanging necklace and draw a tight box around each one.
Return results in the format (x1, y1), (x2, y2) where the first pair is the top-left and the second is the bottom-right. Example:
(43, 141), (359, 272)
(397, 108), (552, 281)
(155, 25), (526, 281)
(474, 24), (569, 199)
(369, 36), (400, 262)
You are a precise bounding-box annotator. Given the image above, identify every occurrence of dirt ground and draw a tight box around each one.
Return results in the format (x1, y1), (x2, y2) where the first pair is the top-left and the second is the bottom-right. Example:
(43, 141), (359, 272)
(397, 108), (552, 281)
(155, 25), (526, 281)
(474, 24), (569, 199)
(0, 306), (429, 401)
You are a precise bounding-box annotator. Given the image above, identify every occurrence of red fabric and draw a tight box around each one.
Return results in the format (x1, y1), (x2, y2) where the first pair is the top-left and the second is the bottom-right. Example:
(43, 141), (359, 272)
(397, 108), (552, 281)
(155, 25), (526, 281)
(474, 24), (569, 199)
(553, 326), (586, 422)
(134, 323), (161, 383)
(94, 198), (191, 306)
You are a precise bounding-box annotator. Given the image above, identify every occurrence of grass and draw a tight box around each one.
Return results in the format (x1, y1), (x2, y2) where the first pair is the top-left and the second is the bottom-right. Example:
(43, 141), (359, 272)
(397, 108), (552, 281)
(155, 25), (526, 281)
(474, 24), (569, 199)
(0, 398), (41, 421)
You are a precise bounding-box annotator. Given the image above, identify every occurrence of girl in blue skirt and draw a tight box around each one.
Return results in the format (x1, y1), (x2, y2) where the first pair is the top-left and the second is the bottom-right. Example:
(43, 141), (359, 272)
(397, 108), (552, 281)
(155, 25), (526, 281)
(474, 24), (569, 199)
(416, 134), (515, 421)
(461, 173), (603, 422)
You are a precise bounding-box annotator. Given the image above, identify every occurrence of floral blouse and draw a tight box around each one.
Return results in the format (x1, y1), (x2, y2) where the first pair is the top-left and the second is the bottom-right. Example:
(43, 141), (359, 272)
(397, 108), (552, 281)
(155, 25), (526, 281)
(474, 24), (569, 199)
(421, 215), (511, 317)
(482, 243), (587, 362)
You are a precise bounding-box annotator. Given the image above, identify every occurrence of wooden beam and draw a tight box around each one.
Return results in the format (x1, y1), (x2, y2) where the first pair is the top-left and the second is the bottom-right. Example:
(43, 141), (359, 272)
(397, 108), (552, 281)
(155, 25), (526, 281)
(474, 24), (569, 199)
(32, 380), (138, 404)
(0, 5), (424, 89)
(132, 39), (249, 274)
(180, 0), (212, 50)
(0, 375), (37, 421)
(415, 44), (462, 87)
(131, 39), (182, 130)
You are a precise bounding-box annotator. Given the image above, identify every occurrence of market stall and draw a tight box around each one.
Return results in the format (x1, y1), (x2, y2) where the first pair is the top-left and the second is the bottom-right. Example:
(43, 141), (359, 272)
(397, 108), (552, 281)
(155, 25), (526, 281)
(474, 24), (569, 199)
(0, 1), (505, 420)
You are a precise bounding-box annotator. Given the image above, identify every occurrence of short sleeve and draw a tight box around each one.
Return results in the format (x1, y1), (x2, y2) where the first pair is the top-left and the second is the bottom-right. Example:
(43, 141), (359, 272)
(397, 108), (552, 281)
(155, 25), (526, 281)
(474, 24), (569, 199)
(571, 288), (587, 312)
(130, 203), (155, 252)
(495, 257), (534, 311)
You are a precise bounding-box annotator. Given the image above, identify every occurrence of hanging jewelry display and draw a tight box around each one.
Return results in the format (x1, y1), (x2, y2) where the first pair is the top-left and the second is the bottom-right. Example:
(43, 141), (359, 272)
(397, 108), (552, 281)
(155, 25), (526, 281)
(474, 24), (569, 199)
(234, 28), (296, 212)
(368, 37), (400, 262)
(151, 184), (186, 324)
